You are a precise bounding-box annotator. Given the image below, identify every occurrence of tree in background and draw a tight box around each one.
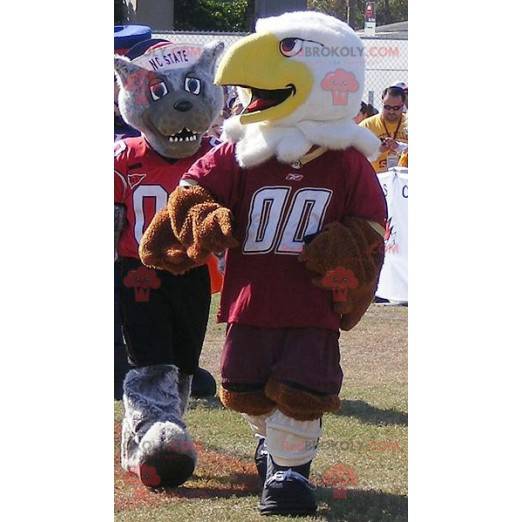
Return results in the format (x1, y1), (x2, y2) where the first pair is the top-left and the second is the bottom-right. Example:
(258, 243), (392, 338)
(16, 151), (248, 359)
(115, 0), (126, 24)
(307, 0), (407, 30)
(114, 0), (136, 25)
(307, 0), (348, 23)
(379, 0), (407, 26)
(115, 0), (406, 33)
(173, 0), (254, 32)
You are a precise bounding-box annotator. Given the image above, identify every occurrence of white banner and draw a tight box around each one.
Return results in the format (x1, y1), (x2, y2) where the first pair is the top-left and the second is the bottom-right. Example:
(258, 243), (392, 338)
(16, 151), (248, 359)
(376, 167), (408, 303)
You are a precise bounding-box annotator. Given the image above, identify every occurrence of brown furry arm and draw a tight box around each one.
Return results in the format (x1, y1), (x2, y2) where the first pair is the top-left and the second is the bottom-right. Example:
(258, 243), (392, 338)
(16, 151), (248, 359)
(168, 185), (239, 263)
(298, 217), (385, 331)
(138, 208), (198, 275)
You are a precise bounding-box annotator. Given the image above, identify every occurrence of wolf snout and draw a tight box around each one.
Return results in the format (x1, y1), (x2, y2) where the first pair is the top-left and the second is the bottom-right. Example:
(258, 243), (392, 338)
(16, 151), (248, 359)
(174, 100), (193, 112)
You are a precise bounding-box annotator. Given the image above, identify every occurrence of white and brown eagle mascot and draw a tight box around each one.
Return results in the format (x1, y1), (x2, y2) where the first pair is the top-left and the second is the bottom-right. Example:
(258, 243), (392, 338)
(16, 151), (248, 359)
(140, 11), (387, 516)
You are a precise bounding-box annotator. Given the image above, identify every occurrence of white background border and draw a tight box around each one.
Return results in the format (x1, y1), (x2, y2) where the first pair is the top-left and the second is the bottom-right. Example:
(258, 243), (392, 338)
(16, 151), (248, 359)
(1, 1), (521, 520)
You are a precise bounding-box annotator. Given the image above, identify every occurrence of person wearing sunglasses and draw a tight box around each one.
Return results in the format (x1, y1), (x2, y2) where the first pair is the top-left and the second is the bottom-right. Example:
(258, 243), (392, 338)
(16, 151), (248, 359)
(359, 86), (408, 173)
(393, 82), (408, 110)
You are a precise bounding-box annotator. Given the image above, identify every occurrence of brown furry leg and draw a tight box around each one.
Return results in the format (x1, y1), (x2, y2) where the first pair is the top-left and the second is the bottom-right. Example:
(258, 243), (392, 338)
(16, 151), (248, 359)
(219, 385), (275, 416)
(264, 378), (340, 421)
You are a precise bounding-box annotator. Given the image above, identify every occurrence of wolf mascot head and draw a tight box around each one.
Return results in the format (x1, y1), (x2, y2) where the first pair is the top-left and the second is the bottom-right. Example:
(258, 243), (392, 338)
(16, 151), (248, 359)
(114, 41), (224, 159)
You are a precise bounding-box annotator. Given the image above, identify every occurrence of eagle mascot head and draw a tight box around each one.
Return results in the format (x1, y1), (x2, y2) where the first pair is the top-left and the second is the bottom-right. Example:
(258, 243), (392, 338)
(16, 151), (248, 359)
(215, 10), (380, 168)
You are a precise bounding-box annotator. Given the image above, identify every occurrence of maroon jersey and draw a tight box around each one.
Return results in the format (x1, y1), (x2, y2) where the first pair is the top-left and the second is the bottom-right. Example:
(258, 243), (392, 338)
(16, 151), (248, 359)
(114, 136), (219, 259)
(183, 142), (387, 331)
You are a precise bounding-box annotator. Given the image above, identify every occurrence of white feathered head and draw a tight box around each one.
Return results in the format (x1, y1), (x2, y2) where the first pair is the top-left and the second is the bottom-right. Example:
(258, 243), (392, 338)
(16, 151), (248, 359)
(216, 11), (365, 127)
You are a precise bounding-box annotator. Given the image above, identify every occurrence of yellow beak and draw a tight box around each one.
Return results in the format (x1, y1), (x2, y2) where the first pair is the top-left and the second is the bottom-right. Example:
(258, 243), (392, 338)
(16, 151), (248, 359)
(215, 32), (313, 124)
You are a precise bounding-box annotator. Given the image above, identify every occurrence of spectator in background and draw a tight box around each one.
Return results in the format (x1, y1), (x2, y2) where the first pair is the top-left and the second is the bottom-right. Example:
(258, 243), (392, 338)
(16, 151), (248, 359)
(398, 149), (408, 167)
(223, 86), (239, 117)
(359, 86), (408, 173)
(207, 86), (238, 139)
(213, 88), (245, 142)
(230, 96), (244, 116)
(366, 102), (379, 118)
(207, 112), (225, 139)
(393, 82), (408, 110)
(354, 100), (378, 124)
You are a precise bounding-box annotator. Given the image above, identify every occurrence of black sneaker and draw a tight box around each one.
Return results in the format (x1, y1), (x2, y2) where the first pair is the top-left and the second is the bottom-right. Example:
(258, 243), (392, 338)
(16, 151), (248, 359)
(259, 455), (317, 516)
(191, 367), (217, 398)
(255, 438), (268, 485)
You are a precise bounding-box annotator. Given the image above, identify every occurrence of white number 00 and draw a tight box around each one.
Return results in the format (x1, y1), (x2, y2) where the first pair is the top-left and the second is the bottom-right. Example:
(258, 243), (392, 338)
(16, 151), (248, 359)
(243, 187), (332, 255)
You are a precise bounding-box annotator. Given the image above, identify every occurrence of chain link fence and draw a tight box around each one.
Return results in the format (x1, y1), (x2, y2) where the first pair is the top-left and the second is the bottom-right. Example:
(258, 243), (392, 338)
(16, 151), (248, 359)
(154, 30), (407, 110)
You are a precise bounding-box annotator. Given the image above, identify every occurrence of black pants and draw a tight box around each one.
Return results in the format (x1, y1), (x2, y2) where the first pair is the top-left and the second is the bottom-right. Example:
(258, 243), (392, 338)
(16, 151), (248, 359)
(116, 257), (211, 374)
(114, 270), (131, 400)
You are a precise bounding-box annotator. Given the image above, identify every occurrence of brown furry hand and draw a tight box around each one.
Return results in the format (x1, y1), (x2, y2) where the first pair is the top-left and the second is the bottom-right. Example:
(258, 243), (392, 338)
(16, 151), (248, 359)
(139, 208), (198, 275)
(337, 278), (379, 331)
(299, 218), (383, 283)
(298, 217), (385, 331)
(168, 185), (239, 263)
(339, 286), (376, 331)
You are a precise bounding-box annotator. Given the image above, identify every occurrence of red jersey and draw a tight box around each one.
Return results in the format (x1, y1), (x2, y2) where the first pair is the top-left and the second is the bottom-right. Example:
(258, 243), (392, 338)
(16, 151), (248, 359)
(183, 142), (387, 331)
(114, 136), (219, 259)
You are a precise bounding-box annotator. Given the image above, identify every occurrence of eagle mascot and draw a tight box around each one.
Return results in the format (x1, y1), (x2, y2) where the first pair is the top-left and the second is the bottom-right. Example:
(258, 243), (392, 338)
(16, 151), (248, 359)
(140, 11), (387, 516)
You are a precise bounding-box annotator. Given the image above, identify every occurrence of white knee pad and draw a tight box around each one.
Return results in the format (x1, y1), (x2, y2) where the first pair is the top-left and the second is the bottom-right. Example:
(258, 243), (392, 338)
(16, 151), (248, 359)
(242, 412), (272, 439)
(265, 409), (322, 467)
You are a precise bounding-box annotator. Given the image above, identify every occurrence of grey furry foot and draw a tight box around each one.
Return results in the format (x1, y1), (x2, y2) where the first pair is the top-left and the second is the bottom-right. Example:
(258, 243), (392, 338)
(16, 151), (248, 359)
(121, 365), (197, 487)
(132, 421), (196, 487)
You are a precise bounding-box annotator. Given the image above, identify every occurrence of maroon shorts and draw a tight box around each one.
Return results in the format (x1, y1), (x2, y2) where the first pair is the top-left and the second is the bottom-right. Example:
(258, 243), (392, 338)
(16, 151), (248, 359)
(221, 324), (343, 395)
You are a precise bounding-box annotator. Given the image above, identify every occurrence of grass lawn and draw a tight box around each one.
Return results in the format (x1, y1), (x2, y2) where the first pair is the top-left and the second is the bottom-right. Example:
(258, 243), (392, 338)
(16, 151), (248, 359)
(115, 295), (407, 521)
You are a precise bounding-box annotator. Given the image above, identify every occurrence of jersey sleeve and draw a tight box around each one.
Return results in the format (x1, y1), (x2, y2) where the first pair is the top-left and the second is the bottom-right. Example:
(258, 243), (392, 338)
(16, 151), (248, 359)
(114, 140), (128, 203)
(181, 141), (239, 207)
(343, 148), (388, 227)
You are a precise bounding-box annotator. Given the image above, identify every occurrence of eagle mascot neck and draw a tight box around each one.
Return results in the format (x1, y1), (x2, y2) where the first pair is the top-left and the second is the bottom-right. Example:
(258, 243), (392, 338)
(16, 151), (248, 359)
(222, 113), (380, 168)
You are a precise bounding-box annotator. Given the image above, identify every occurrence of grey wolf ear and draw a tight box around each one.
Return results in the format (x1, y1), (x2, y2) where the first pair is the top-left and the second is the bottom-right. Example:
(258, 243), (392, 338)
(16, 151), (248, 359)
(196, 41), (225, 73)
(114, 55), (148, 89)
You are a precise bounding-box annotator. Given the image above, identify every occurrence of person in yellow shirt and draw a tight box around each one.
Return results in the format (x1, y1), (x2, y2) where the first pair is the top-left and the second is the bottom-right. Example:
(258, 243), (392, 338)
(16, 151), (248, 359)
(359, 86), (408, 173)
(393, 82), (408, 110)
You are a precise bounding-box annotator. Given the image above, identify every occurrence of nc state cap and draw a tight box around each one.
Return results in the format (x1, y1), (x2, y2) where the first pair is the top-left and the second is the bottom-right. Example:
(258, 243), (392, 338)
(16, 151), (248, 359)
(129, 40), (203, 72)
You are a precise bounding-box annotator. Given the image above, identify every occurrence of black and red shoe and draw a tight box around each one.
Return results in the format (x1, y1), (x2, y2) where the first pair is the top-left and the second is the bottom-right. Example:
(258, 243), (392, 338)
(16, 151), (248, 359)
(259, 455), (316, 516)
(136, 451), (196, 488)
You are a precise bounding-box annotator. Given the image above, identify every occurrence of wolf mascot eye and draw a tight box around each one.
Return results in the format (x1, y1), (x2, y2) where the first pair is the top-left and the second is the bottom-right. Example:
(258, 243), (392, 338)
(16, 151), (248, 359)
(149, 80), (169, 101)
(184, 77), (201, 95)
